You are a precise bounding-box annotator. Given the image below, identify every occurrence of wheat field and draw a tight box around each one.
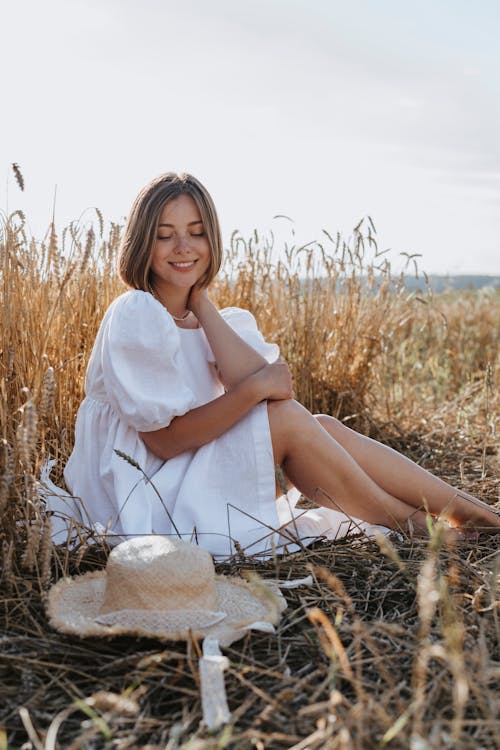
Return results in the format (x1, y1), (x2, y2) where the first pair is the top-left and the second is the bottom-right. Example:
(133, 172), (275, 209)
(1, 195), (499, 749)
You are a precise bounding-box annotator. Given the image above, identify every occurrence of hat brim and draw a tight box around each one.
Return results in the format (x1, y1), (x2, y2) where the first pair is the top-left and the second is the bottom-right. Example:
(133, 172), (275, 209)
(47, 570), (286, 647)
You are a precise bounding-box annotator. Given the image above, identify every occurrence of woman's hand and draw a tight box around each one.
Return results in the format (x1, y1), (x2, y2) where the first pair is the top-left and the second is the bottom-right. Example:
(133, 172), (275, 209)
(187, 284), (210, 317)
(249, 361), (294, 402)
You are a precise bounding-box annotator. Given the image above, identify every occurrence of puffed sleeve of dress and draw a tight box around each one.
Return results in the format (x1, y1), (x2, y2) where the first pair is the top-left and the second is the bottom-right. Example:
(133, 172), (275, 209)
(99, 291), (197, 432)
(216, 307), (280, 363)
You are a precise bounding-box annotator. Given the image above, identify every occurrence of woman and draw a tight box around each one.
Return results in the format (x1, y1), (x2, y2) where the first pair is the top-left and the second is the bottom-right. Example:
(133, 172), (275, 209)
(56, 172), (500, 557)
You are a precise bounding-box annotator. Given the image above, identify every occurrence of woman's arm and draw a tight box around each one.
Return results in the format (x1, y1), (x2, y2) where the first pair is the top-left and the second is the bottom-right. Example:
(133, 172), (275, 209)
(139, 361), (293, 461)
(188, 289), (270, 389)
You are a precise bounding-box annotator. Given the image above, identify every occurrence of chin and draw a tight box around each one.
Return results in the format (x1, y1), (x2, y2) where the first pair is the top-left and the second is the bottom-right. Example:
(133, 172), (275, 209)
(170, 278), (199, 290)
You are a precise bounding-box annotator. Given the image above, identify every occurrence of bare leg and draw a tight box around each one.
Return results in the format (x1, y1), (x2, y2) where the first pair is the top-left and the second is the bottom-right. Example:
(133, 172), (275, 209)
(312, 413), (500, 527)
(269, 400), (429, 531)
(267, 400), (500, 530)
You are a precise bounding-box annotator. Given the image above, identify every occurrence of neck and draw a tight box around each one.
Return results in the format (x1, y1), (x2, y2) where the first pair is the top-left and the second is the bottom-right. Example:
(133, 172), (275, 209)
(150, 283), (190, 319)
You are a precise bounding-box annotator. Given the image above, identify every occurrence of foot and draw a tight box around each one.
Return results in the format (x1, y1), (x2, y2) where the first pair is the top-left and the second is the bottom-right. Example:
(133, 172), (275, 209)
(442, 492), (500, 530)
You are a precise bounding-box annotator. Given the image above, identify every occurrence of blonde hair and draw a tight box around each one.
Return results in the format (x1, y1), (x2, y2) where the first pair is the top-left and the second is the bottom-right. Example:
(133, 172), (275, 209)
(118, 173), (223, 291)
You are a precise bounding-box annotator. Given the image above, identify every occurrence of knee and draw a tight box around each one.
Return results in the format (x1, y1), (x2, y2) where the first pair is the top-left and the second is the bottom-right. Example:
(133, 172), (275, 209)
(267, 398), (309, 433)
(267, 398), (300, 420)
(314, 413), (345, 438)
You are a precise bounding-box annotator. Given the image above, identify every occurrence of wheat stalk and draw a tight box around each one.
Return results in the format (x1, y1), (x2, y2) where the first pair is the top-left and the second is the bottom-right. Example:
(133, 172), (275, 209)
(11, 162), (25, 191)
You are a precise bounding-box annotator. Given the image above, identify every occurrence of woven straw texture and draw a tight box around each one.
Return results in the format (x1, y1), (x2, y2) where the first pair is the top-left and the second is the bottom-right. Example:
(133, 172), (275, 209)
(46, 537), (286, 647)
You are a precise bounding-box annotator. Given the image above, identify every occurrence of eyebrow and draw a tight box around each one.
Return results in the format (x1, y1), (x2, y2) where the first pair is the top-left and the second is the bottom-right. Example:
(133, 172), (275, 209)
(158, 220), (203, 227)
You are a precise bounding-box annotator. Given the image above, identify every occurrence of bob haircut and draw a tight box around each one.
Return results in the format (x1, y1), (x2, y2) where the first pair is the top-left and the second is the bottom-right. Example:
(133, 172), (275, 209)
(118, 173), (223, 292)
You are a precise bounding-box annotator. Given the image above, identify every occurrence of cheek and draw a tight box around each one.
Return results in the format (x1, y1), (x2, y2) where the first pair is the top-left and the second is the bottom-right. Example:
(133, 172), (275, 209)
(201, 243), (211, 267)
(150, 249), (162, 270)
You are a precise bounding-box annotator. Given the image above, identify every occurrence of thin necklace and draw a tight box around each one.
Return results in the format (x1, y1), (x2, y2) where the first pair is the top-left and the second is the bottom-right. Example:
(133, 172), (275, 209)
(170, 310), (191, 321)
(150, 286), (191, 321)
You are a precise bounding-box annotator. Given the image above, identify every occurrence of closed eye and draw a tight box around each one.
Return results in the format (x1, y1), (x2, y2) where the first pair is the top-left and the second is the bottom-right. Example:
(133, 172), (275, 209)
(157, 232), (205, 240)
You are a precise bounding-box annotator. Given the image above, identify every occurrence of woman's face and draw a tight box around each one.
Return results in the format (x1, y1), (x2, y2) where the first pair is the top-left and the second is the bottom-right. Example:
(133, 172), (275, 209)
(149, 194), (211, 295)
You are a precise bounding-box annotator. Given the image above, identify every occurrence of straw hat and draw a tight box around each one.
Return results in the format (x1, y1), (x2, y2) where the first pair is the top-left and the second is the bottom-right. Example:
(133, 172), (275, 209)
(47, 536), (286, 647)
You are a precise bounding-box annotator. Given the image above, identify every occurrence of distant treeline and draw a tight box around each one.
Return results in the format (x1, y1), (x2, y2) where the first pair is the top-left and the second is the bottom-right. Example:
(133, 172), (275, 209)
(297, 275), (499, 294)
(400, 275), (499, 292)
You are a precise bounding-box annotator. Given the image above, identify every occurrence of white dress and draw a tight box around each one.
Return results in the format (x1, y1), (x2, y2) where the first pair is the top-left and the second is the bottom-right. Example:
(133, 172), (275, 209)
(45, 290), (383, 559)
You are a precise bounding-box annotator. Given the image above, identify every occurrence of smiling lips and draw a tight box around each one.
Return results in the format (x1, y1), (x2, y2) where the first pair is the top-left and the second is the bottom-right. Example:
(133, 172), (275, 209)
(169, 260), (198, 272)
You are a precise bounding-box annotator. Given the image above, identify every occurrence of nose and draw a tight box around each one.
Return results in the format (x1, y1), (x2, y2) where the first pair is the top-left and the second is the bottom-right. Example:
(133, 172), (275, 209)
(175, 234), (191, 254)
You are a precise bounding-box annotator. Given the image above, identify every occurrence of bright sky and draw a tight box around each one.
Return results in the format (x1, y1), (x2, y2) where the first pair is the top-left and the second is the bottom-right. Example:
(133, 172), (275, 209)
(1, 0), (499, 274)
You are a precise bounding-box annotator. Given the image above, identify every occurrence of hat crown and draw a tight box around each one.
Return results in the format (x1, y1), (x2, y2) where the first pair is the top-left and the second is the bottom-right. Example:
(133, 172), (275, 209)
(100, 536), (218, 615)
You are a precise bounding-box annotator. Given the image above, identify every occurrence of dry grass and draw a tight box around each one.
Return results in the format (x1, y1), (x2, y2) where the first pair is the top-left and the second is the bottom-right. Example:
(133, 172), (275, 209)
(1, 207), (499, 749)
